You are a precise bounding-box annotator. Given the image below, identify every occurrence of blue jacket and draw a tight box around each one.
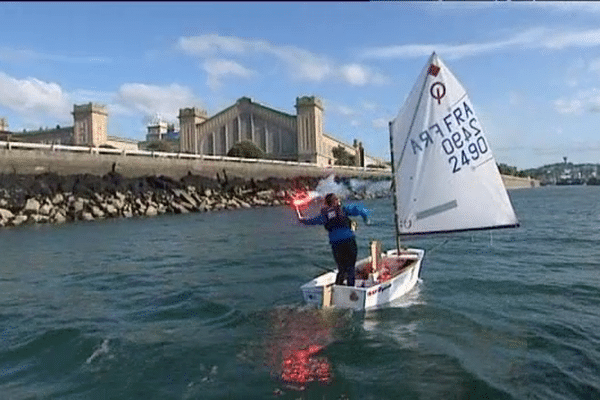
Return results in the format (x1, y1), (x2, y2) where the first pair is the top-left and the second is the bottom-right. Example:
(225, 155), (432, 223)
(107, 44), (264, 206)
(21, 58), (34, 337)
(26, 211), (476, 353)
(300, 203), (370, 244)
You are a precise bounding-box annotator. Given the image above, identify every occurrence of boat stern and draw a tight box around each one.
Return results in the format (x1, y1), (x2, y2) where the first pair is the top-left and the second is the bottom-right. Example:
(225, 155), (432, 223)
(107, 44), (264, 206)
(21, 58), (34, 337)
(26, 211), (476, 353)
(331, 286), (367, 310)
(300, 271), (337, 308)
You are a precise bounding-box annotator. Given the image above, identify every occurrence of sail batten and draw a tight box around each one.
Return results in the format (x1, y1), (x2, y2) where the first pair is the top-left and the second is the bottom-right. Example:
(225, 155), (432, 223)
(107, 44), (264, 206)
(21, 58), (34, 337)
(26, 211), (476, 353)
(390, 53), (519, 236)
(398, 223), (521, 238)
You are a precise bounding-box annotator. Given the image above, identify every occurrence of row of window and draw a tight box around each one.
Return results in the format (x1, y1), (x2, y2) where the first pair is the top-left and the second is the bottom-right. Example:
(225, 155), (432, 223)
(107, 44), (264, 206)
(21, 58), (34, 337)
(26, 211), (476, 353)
(185, 113), (298, 156)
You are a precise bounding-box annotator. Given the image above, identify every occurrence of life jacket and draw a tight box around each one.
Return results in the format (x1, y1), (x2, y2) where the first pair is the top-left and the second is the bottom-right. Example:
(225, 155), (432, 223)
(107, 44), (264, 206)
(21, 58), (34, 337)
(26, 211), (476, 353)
(320, 205), (352, 232)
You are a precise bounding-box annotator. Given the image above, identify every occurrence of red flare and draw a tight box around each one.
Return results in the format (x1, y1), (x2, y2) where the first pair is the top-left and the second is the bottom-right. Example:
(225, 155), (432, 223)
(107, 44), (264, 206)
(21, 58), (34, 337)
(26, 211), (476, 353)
(288, 190), (316, 211)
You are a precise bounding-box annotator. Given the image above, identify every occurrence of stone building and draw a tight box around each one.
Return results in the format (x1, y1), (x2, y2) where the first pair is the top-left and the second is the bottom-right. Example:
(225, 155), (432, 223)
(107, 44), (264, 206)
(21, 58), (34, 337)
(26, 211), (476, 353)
(72, 103), (108, 146)
(146, 115), (179, 142)
(146, 119), (169, 142)
(0, 117), (11, 141)
(1, 103), (136, 151)
(3, 103), (109, 147)
(178, 96), (375, 167)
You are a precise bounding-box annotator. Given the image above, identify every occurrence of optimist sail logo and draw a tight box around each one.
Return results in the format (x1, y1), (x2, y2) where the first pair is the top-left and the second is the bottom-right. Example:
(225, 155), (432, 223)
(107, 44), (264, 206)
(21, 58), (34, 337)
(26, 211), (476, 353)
(430, 82), (446, 105)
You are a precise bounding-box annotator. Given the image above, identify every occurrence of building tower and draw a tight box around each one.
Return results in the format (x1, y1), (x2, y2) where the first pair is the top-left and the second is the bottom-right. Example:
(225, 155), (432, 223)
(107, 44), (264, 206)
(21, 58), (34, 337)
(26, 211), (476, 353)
(295, 96), (323, 164)
(72, 103), (108, 146)
(178, 107), (207, 154)
(147, 113), (168, 142)
(354, 139), (365, 167)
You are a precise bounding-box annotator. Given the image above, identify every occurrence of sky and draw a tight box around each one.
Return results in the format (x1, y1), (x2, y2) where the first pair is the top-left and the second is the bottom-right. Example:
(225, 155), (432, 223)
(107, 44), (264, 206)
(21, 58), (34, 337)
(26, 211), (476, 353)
(2, 1), (600, 169)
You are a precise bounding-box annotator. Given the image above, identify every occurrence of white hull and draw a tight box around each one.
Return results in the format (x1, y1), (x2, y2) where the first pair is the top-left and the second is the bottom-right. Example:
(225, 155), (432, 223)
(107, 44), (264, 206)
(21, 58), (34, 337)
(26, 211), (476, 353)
(301, 248), (425, 311)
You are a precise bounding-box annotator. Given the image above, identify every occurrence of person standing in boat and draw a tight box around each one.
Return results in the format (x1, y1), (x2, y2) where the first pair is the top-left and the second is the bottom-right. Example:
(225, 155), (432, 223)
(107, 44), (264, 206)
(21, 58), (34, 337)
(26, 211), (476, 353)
(296, 193), (369, 287)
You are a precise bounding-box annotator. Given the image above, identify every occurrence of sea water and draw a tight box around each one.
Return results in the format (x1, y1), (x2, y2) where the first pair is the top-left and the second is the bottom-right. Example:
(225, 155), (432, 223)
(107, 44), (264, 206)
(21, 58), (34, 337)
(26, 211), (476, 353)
(0, 185), (598, 399)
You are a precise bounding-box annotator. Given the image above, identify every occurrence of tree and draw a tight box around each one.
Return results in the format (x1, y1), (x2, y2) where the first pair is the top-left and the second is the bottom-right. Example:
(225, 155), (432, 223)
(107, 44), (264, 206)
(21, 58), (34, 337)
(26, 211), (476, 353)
(227, 140), (264, 159)
(146, 141), (172, 152)
(332, 145), (356, 166)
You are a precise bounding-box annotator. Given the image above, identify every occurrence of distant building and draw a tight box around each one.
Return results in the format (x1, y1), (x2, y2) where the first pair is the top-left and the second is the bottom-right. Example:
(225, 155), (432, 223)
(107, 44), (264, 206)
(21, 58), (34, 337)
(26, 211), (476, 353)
(178, 96), (383, 167)
(0, 117), (10, 142)
(106, 136), (139, 151)
(2, 97), (386, 167)
(72, 103), (108, 146)
(145, 115), (179, 142)
(1, 103), (137, 151)
(138, 114), (180, 152)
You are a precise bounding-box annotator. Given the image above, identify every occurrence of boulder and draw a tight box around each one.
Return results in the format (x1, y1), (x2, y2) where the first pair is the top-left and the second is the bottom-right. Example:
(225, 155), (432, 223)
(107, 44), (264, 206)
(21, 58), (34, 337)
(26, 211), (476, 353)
(91, 206), (105, 218)
(53, 212), (67, 224)
(104, 204), (118, 216)
(82, 212), (94, 221)
(171, 202), (190, 214)
(146, 205), (158, 217)
(0, 208), (14, 221)
(23, 198), (41, 214)
(172, 189), (198, 208)
(39, 203), (52, 216)
(12, 215), (28, 226)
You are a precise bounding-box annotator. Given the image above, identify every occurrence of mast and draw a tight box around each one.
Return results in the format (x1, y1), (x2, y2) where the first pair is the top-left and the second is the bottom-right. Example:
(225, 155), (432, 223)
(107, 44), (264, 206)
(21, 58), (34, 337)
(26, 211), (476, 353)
(389, 121), (401, 252)
(389, 52), (436, 250)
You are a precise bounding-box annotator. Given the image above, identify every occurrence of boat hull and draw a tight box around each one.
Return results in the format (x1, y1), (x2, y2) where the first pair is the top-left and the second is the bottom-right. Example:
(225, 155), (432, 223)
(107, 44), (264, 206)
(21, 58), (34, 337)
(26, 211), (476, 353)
(300, 248), (424, 311)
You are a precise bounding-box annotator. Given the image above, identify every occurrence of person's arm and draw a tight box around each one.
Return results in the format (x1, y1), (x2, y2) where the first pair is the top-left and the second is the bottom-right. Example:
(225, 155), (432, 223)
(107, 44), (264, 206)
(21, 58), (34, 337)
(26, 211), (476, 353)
(297, 212), (326, 225)
(343, 204), (370, 224)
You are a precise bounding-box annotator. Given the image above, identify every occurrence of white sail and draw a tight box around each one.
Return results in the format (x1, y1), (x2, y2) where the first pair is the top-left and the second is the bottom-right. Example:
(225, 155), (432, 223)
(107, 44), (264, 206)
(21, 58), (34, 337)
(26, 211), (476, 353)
(390, 53), (519, 236)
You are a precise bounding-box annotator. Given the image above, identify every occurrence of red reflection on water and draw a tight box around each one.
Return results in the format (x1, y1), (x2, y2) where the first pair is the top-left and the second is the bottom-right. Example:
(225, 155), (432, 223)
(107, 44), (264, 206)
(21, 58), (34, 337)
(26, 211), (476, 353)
(265, 307), (340, 390)
(280, 343), (331, 387)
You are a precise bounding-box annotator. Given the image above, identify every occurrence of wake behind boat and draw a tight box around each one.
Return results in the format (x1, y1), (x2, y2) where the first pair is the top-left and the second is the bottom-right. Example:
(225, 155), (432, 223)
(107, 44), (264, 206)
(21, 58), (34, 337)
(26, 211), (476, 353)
(300, 52), (519, 311)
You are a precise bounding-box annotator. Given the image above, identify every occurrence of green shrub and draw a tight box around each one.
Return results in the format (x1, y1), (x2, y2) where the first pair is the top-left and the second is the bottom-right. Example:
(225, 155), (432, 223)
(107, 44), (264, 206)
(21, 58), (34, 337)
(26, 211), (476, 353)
(227, 140), (264, 159)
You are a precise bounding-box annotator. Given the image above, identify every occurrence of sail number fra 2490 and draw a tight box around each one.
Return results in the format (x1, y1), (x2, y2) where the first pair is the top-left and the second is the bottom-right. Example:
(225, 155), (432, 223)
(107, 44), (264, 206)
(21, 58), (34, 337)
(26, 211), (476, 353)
(408, 100), (490, 174)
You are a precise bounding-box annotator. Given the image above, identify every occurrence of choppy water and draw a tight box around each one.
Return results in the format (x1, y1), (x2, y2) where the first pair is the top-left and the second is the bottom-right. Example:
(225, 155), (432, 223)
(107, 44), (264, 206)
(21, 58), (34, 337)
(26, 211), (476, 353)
(1, 185), (599, 399)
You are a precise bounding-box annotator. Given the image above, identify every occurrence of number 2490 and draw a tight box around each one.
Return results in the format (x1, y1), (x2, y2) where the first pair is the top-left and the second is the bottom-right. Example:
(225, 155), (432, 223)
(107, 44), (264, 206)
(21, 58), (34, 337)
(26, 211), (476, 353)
(447, 136), (488, 173)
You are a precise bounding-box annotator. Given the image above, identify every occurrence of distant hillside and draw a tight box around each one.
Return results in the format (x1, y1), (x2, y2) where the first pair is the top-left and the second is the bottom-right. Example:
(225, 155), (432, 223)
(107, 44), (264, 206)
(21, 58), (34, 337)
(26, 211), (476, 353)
(497, 163), (531, 178)
(521, 162), (600, 185)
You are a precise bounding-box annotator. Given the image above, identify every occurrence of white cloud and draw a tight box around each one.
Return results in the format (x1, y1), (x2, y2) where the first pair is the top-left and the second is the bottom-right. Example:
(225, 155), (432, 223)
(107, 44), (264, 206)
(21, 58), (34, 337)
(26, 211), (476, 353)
(178, 34), (387, 86)
(530, 2), (600, 14)
(588, 57), (600, 74)
(361, 101), (378, 111)
(508, 92), (525, 107)
(553, 87), (600, 115)
(178, 35), (333, 81)
(338, 64), (388, 86)
(333, 105), (356, 117)
(114, 83), (202, 122)
(554, 98), (583, 115)
(372, 118), (389, 129)
(178, 34), (261, 56)
(202, 58), (256, 91)
(564, 58), (586, 88)
(360, 27), (600, 60)
(0, 46), (111, 64)
(0, 72), (71, 118)
(543, 29), (600, 50)
(72, 89), (113, 104)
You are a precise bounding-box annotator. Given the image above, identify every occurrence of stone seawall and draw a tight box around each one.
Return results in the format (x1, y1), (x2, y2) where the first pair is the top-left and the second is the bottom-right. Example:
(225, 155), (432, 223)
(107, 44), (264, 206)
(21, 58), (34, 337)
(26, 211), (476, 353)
(0, 148), (389, 180)
(502, 175), (540, 189)
(0, 172), (326, 228)
(0, 148), (538, 228)
(0, 148), (391, 228)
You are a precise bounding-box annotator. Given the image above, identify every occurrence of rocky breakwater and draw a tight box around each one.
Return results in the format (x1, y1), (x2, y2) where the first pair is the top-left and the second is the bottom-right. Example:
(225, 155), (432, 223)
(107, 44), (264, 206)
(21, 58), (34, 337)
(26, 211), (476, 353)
(0, 172), (320, 228)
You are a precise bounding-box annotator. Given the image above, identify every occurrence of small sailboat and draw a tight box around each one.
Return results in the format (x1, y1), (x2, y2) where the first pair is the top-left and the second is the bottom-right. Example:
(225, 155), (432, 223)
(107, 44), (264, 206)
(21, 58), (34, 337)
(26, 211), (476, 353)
(301, 52), (519, 310)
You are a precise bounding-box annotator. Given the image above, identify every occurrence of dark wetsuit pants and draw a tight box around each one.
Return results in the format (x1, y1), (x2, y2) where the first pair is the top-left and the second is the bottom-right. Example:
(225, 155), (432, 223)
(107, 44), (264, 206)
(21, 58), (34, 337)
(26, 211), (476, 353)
(331, 238), (358, 286)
